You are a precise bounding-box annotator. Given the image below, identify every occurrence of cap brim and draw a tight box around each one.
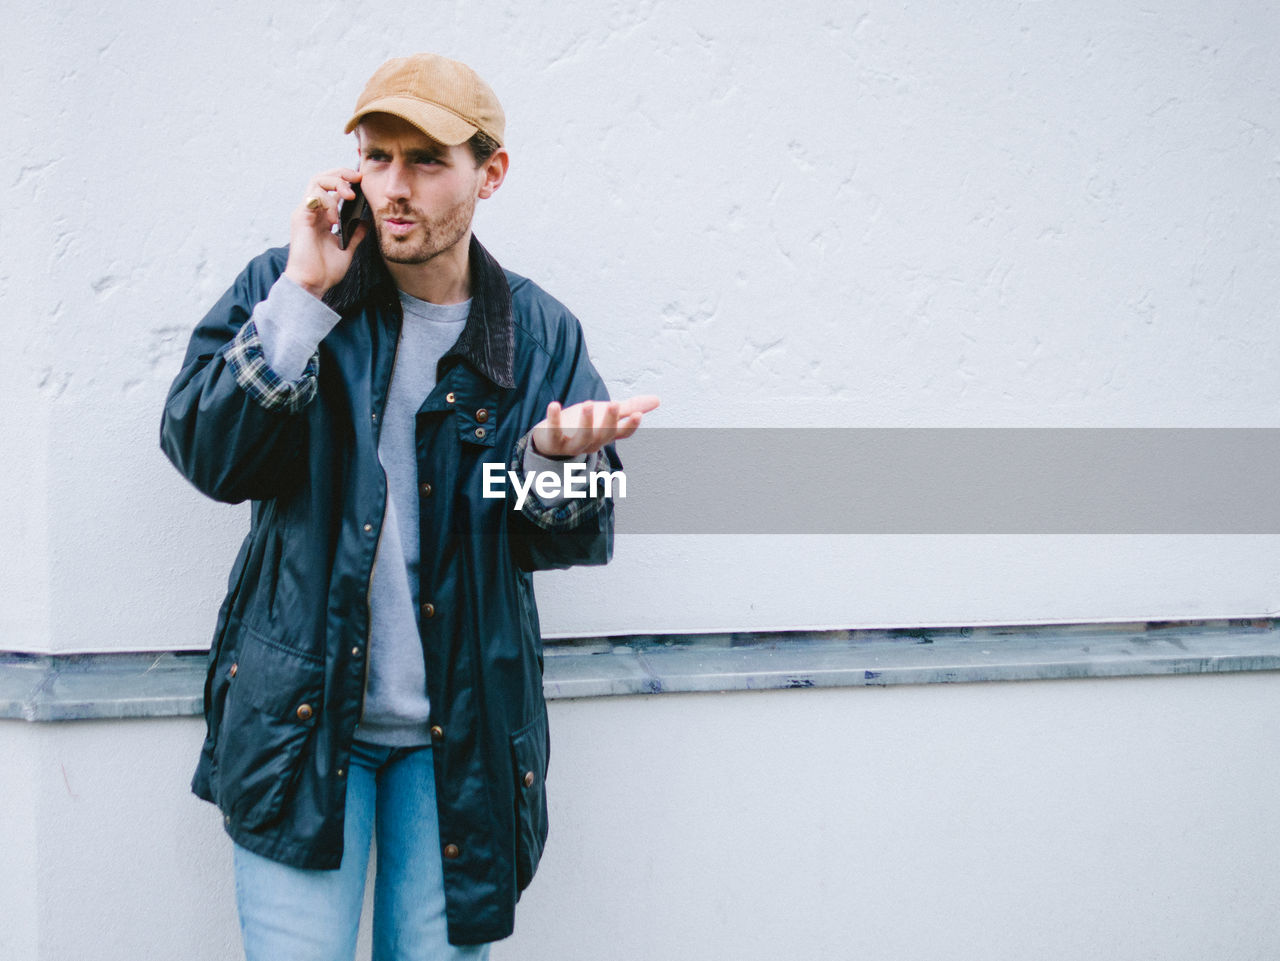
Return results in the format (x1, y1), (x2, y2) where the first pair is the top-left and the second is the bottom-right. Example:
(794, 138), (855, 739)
(344, 96), (478, 146)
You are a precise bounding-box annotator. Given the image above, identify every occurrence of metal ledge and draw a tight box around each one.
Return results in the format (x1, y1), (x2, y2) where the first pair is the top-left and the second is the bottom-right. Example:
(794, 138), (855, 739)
(3, 619), (1278, 722)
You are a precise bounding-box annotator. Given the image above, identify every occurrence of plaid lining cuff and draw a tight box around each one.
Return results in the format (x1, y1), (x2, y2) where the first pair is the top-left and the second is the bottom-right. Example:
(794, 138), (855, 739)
(223, 319), (319, 414)
(511, 431), (606, 531)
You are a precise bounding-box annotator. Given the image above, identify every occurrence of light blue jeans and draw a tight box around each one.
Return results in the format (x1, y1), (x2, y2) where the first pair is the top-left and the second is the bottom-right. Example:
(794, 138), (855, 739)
(233, 740), (491, 961)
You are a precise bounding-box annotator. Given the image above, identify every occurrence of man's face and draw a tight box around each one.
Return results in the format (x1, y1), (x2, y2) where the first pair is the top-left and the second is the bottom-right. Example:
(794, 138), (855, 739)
(355, 114), (488, 266)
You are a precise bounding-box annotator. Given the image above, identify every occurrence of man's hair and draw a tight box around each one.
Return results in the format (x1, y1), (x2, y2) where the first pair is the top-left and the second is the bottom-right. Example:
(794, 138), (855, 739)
(466, 130), (501, 167)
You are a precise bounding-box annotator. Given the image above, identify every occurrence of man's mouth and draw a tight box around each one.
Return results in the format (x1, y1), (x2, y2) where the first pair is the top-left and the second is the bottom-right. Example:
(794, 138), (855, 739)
(383, 216), (417, 237)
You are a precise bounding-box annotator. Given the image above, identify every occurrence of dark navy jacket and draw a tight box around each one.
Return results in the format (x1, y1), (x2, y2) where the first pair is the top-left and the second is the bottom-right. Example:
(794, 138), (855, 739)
(160, 234), (618, 944)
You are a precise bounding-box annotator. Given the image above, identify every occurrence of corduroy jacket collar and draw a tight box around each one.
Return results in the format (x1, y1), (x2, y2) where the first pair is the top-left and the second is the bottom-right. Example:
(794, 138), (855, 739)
(323, 231), (515, 389)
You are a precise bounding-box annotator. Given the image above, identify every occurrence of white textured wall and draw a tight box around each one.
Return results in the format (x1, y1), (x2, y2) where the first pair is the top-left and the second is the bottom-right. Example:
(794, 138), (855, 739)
(5, 1), (1280, 651)
(0, 725), (39, 960)
(4, 673), (1280, 961)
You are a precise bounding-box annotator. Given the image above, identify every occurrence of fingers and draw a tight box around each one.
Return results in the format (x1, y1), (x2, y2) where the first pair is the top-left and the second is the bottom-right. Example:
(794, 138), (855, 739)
(578, 400), (640, 452)
(617, 394), (661, 416)
(299, 192), (339, 227)
(300, 169), (362, 225)
(346, 219), (369, 252)
(595, 398), (654, 444)
(313, 168), (362, 192)
(612, 412), (644, 441)
(600, 401), (619, 436)
(535, 397), (655, 457)
(531, 401), (563, 458)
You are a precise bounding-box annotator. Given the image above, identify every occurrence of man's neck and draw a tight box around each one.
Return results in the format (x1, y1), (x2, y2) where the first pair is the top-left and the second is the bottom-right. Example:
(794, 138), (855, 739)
(385, 230), (473, 305)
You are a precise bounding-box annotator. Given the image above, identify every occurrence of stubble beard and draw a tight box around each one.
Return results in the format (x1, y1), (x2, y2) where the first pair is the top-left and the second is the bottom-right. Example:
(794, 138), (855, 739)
(376, 195), (477, 265)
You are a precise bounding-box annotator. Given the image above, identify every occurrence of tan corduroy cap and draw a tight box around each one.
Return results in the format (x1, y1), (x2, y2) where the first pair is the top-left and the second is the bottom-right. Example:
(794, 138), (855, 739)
(344, 53), (505, 146)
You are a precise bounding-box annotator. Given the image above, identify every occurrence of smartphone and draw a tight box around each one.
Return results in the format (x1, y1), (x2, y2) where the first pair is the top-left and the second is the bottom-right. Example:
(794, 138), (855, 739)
(338, 181), (367, 250)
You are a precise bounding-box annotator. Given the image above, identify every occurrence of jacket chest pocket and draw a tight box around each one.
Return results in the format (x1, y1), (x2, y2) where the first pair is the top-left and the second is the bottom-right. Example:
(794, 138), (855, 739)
(213, 629), (324, 832)
(510, 709), (550, 892)
(452, 386), (502, 450)
(420, 369), (505, 449)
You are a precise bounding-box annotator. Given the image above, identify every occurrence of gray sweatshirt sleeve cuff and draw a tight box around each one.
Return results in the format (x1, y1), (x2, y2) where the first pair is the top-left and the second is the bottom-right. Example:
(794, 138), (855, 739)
(252, 274), (343, 381)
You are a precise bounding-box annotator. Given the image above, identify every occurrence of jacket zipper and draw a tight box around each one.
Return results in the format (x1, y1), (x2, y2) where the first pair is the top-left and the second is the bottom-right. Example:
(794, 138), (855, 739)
(358, 306), (402, 724)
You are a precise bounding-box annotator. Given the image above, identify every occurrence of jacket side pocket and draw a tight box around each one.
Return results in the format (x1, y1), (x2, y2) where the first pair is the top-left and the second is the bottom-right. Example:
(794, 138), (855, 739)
(510, 709), (550, 892)
(213, 628), (324, 832)
(203, 536), (252, 753)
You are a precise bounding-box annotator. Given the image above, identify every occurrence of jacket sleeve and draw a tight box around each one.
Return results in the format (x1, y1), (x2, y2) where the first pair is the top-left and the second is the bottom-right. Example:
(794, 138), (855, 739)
(159, 249), (318, 504)
(506, 313), (621, 572)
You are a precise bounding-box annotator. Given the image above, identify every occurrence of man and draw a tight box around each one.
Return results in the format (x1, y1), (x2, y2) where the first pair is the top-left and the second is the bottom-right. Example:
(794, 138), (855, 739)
(160, 53), (657, 960)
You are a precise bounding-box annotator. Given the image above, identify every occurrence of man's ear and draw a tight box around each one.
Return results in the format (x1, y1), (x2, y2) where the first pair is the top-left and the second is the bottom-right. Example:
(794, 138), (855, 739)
(477, 148), (510, 200)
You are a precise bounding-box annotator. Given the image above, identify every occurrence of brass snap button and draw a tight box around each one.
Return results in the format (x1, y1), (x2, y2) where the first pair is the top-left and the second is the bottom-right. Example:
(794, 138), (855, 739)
(421, 602), (435, 618)
(476, 408), (489, 423)
(523, 771), (535, 788)
(445, 392), (456, 403)
(474, 427), (486, 439)
(228, 662), (237, 678)
(420, 482), (433, 497)
(296, 703), (314, 722)
(430, 725), (444, 742)
(443, 843), (460, 860)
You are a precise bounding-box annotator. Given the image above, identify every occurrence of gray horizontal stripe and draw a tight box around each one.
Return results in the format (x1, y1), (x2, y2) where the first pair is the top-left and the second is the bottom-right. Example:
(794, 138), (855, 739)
(594, 428), (1280, 533)
(2, 619), (1277, 722)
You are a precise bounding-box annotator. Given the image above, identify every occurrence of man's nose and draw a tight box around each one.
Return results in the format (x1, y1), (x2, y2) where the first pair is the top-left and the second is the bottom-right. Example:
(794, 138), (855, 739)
(385, 160), (411, 199)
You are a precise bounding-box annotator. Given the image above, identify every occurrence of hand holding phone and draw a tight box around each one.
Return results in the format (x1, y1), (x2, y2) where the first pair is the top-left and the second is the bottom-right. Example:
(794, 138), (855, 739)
(284, 168), (367, 300)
